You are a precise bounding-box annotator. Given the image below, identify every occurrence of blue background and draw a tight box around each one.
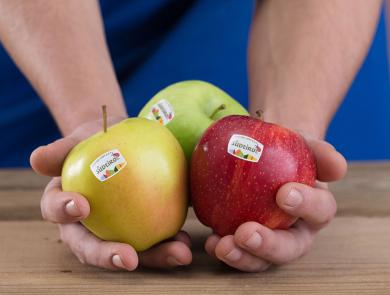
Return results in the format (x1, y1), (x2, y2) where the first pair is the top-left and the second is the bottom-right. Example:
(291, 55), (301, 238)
(0, 0), (389, 166)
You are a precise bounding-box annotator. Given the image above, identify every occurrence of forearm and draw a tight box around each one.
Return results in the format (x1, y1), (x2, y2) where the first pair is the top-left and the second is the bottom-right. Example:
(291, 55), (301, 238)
(0, 0), (126, 136)
(249, 0), (382, 139)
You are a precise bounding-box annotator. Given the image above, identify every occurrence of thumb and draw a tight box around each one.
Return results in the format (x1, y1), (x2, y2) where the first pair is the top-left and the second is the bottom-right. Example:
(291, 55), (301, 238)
(30, 136), (77, 177)
(305, 138), (347, 182)
(30, 116), (126, 177)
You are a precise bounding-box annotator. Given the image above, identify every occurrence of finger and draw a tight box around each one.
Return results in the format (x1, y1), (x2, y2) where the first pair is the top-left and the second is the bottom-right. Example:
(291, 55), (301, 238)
(214, 235), (271, 272)
(306, 138), (347, 182)
(172, 231), (192, 248)
(276, 182), (337, 229)
(205, 234), (221, 258)
(59, 223), (138, 271)
(30, 137), (78, 176)
(30, 117), (126, 177)
(233, 220), (314, 265)
(139, 240), (192, 269)
(41, 178), (90, 223)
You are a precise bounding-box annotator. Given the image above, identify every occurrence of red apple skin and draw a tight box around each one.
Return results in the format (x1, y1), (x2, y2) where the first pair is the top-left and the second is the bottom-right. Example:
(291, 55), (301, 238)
(190, 115), (317, 236)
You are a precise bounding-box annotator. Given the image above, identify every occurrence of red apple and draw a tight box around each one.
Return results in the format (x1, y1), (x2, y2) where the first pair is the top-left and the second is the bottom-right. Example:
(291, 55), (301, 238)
(190, 115), (316, 236)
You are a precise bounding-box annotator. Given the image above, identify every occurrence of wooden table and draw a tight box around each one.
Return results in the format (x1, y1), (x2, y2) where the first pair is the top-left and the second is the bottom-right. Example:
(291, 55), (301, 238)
(1, 163), (389, 294)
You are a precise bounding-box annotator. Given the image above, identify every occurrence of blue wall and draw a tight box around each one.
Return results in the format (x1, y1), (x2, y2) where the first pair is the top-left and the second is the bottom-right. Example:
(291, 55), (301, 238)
(122, 1), (390, 161)
(327, 13), (390, 160)
(0, 0), (388, 166)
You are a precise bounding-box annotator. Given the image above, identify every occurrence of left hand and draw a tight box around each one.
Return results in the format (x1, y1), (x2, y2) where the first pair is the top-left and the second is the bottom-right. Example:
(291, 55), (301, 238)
(204, 135), (347, 272)
(31, 118), (192, 271)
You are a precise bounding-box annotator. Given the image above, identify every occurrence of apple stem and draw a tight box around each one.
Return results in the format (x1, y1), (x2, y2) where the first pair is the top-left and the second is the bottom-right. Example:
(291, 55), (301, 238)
(102, 105), (107, 133)
(255, 109), (263, 120)
(210, 104), (226, 118)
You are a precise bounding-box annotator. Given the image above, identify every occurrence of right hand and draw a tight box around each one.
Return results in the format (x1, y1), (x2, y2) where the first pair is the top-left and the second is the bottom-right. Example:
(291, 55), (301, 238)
(30, 117), (192, 271)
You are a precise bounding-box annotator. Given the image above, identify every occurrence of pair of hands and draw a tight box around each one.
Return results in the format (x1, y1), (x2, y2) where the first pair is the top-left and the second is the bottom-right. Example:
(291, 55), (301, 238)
(30, 117), (347, 272)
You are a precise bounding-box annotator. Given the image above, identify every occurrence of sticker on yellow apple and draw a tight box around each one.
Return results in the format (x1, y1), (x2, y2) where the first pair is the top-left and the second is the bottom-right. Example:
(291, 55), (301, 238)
(146, 99), (175, 125)
(90, 148), (127, 182)
(227, 134), (263, 163)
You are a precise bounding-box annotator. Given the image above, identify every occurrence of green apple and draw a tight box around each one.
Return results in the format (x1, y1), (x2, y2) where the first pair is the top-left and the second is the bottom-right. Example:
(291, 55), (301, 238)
(62, 118), (188, 252)
(138, 80), (248, 161)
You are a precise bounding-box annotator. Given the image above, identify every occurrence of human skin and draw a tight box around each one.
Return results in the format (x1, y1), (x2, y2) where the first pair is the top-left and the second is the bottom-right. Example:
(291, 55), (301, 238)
(0, 0), (191, 270)
(204, 0), (381, 272)
(0, 0), (382, 272)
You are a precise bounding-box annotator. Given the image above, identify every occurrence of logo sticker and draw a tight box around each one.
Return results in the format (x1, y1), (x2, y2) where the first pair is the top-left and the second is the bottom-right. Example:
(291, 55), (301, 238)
(90, 149), (127, 182)
(146, 99), (175, 125)
(227, 134), (264, 163)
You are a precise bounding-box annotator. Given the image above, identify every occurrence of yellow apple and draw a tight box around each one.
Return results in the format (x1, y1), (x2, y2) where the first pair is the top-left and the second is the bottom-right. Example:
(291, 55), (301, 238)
(62, 118), (188, 251)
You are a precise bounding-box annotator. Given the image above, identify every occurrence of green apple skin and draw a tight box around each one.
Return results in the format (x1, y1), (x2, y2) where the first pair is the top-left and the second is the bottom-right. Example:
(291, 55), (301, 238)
(138, 80), (249, 161)
(62, 118), (188, 252)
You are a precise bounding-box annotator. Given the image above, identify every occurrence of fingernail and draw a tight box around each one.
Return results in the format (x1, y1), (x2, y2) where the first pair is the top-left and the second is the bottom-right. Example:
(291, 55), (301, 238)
(225, 248), (242, 262)
(65, 200), (80, 217)
(284, 189), (303, 207)
(245, 232), (262, 250)
(112, 255), (125, 269)
(166, 256), (183, 266)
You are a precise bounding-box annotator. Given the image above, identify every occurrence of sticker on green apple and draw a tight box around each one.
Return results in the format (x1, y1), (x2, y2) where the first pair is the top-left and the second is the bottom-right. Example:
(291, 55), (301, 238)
(90, 148), (127, 182)
(227, 134), (264, 163)
(146, 99), (175, 126)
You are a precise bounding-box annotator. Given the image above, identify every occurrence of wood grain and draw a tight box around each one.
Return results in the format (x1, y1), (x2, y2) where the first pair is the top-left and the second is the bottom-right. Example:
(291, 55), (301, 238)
(330, 162), (390, 217)
(0, 169), (50, 190)
(0, 163), (389, 294)
(0, 217), (389, 294)
(0, 163), (389, 220)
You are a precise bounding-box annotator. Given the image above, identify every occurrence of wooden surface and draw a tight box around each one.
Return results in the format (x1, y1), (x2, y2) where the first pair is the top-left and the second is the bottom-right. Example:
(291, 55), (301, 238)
(0, 163), (389, 294)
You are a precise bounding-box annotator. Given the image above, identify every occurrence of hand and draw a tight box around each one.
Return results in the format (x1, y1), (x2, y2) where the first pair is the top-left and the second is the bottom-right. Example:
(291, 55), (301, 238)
(204, 134), (347, 272)
(30, 117), (192, 271)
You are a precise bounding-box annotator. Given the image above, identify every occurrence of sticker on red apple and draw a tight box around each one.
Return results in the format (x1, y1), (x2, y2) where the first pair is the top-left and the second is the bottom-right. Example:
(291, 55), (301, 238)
(146, 99), (175, 126)
(90, 148), (127, 182)
(227, 134), (264, 163)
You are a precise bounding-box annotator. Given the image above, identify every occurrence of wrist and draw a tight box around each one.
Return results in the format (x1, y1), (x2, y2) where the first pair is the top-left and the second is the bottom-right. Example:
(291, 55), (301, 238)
(249, 105), (328, 140)
(52, 94), (128, 136)
(65, 105), (127, 135)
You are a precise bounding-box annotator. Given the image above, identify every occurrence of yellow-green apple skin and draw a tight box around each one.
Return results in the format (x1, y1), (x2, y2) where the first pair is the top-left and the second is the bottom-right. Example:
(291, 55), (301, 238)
(138, 80), (248, 161)
(61, 118), (188, 252)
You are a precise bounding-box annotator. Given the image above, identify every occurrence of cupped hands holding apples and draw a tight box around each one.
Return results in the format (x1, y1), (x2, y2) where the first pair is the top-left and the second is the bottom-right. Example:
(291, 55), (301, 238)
(31, 81), (347, 273)
(198, 119), (347, 272)
(30, 116), (193, 270)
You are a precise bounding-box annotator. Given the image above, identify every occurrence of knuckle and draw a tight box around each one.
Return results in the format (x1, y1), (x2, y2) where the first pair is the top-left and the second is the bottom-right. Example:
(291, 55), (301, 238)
(259, 262), (272, 272)
(40, 206), (48, 221)
(304, 237), (314, 254)
(97, 253), (110, 269)
(41, 196), (64, 223)
(298, 230), (315, 258)
(265, 242), (278, 257)
(81, 241), (101, 267)
(58, 225), (101, 267)
(72, 241), (88, 265)
(320, 206), (337, 226)
(316, 195), (337, 227)
(77, 254), (86, 265)
(248, 261), (271, 273)
(40, 196), (49, 221)
(260, 231), (277, 255)
(299, 237), (312, 258)
(287, 242), (303, 263)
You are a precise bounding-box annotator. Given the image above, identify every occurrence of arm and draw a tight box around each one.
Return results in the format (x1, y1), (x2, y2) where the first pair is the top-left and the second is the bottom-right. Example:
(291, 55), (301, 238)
(0, 0), (191, 270)
(206, 0), (381, 272)
(249, 0), (381, 138)
(0, 0), (126, 135)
